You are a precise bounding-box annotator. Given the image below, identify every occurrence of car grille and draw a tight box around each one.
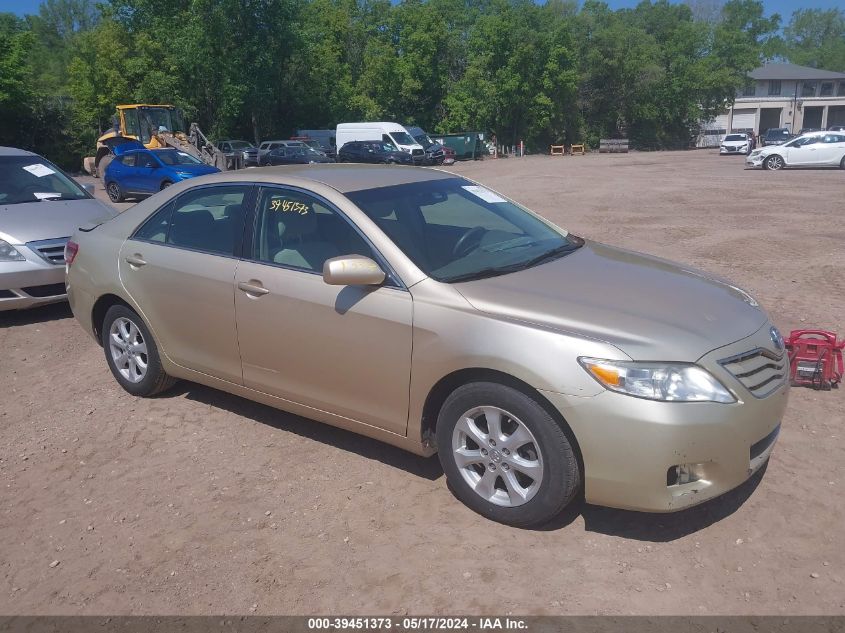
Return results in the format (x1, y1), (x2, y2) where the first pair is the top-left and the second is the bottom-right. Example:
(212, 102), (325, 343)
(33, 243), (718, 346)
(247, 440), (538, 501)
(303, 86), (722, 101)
(719, 348), (787, 398)
(26, 237), (69, 265)
(412, 149), (424, 156)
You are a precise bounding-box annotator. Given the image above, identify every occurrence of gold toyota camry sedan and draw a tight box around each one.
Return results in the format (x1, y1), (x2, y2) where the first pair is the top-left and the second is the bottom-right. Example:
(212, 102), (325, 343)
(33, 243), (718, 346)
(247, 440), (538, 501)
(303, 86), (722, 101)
(66, 166), (789, 526)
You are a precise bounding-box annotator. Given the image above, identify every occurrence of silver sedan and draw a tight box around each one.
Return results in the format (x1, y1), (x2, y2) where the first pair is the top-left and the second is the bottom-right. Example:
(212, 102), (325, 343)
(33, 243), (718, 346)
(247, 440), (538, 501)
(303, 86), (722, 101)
(1, 146), (116, 311)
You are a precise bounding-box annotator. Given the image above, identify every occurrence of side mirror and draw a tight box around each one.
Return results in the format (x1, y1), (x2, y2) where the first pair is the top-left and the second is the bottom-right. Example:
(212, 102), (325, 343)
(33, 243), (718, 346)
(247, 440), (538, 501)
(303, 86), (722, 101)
(323, 255), (386, 286)
(82, 183), (95, 195)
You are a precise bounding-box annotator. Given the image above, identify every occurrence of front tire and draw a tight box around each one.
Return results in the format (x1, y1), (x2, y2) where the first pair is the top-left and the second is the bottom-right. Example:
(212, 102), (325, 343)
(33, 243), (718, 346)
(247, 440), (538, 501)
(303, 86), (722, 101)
(160, 180), (173, 190)
(102, 305), (177, 397)
(840, 156), (845, 169)
(765, 154), (785, 170)
(436, 382), (580, 527)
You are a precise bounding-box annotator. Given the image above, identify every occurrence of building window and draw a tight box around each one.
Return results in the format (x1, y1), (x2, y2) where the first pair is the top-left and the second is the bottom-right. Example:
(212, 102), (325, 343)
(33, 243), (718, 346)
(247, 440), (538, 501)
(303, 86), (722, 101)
(768, 80), (781, 96)
(742, 83), (756, 97)
(802, 82), (817, 97)
(837, 82), (845, 97)
(820, 82), (834, 97)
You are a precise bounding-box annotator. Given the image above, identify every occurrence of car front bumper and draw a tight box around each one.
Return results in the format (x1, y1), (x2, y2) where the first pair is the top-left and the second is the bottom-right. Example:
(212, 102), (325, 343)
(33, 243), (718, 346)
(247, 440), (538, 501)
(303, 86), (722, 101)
(542, 323), (789, 512)
(746, 154), (766, 168)
(1, 244), (68, 311)
(720, 146), (748, 155)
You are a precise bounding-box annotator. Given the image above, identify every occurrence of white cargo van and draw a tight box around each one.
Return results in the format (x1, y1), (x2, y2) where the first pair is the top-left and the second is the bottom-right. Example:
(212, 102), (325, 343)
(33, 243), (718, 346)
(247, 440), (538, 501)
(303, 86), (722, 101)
(336, 122), (425, 164)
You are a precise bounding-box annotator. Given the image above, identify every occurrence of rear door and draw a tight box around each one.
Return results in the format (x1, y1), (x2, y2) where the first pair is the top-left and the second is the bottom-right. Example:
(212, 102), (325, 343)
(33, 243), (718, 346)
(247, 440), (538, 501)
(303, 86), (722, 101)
(118, 184), (252, 383)
(819, 134), (845, 165)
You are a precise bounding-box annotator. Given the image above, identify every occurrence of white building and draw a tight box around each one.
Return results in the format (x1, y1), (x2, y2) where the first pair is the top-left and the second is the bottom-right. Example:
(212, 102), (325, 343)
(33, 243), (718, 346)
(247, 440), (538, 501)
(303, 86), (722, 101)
(699, 63), (845, 146)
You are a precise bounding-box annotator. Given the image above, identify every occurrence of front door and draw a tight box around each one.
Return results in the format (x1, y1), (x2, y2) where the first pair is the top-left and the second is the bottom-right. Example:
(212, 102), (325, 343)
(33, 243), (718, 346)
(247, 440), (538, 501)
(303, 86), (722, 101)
(119, 183), (251, 383)
(785, 136), (823, 165)
(234, 186), (413, 435)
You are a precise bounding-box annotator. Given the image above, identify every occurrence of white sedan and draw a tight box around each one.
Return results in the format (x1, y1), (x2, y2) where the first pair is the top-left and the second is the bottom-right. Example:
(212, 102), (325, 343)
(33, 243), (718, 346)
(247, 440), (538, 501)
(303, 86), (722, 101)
(720, 133), (751, 155)
(746, 131), (845, 170)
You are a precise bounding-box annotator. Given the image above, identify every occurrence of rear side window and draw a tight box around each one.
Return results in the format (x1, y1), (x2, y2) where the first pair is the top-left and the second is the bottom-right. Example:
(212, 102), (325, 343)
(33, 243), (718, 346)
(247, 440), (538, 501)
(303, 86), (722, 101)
(132, 185), (250, 256)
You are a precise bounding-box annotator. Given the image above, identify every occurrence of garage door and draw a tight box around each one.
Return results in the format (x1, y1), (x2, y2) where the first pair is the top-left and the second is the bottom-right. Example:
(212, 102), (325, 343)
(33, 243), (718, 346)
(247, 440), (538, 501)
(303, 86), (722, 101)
(731, 109), (756, 132)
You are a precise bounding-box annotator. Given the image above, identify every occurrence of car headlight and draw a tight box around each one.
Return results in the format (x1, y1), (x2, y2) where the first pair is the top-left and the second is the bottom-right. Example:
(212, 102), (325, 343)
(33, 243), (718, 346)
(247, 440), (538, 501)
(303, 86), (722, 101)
(0, 239), (25, 262)
(578, 357), (736, 403)
(750, 149), (762, 156)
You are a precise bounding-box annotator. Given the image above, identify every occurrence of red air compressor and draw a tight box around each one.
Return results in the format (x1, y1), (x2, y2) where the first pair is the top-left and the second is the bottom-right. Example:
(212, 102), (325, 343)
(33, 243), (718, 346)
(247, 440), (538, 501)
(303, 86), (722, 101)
(785, 330), (844, 390)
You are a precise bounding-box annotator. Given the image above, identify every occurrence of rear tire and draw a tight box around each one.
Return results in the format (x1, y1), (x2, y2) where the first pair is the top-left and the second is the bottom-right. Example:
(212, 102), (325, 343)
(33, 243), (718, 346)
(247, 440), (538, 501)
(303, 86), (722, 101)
(160, 180), (173, 190)
(840, 156), (845, 170)
(102, 305), (177, 397)
(436, 382), (580, 527)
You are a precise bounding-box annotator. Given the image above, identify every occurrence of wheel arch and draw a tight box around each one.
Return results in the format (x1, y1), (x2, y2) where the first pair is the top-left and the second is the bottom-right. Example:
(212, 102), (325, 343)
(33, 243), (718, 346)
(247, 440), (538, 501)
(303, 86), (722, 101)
(91, 294), (135, 345)
(420, 368), (584, 478)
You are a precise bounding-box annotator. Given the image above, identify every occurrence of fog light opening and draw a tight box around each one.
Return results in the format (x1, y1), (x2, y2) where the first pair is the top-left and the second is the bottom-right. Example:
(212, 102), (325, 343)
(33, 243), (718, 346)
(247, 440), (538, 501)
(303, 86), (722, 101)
(667, 463), (705, 487)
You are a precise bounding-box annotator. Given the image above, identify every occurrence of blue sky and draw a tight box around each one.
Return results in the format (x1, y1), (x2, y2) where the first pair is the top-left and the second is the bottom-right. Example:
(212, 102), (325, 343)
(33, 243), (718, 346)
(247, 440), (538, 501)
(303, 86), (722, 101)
(1, 0), (843, 17)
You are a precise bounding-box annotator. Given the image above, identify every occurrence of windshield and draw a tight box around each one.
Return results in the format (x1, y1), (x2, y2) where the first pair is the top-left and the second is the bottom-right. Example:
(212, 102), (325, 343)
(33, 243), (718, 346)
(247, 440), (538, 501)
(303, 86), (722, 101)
(228, 141), (254, 150)
(0, 156), (89, 205)
(346, 177), (581, 283)
(767, 129), (789, 137)
(136, 107), (186, 142)
(155, 150), (203, 166)
(413, 133), (434, 148)
(724, 135), (746, 141)
(389, 131), (416, 146)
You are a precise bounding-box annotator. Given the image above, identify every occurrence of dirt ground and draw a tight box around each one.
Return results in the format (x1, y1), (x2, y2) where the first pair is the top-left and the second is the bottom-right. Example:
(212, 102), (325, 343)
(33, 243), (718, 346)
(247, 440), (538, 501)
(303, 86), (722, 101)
(1, 150), (844, 616)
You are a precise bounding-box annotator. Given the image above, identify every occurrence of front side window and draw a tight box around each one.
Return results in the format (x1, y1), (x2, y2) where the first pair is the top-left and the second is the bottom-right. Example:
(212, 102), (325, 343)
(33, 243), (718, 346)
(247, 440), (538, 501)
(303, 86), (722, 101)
(389, 131), (415, 146)
(0, 156), (90, 205)
(347, 177), (582, 283)
(768, 80), (781, 96)
(136, 152), (158, 169)
(252, 187), (375, 273)
(133, 185), (249, 255)
(122, 109), (140, 137)
(382, 135), (397, 149)
(156, 151), (203, 166)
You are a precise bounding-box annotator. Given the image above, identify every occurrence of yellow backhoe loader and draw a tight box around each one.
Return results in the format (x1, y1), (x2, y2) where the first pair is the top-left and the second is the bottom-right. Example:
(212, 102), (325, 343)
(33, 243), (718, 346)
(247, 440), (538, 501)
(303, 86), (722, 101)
(83, 104), (242, 177)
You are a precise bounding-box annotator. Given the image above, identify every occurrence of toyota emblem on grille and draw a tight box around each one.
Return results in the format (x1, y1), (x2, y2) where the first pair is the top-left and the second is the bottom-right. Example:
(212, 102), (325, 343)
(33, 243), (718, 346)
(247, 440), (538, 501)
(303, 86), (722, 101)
(770, 326), (784, 352)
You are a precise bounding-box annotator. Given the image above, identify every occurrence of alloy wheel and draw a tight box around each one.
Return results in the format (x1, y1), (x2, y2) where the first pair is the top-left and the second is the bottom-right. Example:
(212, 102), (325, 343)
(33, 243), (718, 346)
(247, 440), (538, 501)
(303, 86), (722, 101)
(766, 155), (784, 170)
(451, 406), (544, 507)
(109, 317), (148, 383)
(107, 182), (121, 201)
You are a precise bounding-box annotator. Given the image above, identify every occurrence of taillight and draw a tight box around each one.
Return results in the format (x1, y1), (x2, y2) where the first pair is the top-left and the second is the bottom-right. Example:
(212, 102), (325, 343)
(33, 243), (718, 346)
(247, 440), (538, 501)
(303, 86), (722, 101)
(64, 240), (79, 265)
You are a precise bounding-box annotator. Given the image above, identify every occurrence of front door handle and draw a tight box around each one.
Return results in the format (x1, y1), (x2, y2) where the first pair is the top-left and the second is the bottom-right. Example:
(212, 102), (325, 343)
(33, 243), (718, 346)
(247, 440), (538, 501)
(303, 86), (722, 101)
(237, 281), (269, 296)
(125, 254), (147, 267)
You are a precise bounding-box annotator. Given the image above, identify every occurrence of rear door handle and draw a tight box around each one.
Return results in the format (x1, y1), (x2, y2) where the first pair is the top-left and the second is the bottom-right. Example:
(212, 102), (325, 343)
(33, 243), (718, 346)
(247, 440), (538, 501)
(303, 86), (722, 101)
(125, 254), (147, 267)
(237, 281), (269, 296)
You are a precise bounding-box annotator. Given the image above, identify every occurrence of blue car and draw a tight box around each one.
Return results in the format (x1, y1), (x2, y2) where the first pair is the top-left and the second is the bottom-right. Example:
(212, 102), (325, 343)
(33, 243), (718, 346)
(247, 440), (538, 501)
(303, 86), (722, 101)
(104, 144), (220, 202)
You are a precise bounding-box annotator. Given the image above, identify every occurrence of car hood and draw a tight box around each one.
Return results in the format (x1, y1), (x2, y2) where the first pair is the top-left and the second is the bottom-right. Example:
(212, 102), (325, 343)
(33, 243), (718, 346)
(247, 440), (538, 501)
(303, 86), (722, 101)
(453, 240), (768, 361)
(170, 164), (220, 175)
(0, 198), (117, 244)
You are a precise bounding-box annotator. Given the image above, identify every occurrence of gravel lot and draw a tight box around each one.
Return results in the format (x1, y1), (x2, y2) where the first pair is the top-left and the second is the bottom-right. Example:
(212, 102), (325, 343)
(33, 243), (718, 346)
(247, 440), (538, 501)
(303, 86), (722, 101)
(1, 150), (843, 615)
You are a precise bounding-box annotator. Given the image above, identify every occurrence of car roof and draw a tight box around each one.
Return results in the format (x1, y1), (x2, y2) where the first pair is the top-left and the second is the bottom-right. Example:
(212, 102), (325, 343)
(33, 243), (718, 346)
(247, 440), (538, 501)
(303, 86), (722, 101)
(192, 164), (455, 193)
(0, 146), (39, 157)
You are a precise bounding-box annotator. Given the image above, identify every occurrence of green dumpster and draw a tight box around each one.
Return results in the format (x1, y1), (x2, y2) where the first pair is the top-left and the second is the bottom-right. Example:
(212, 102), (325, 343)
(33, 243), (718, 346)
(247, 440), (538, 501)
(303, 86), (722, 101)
(431, 132), (486, 160)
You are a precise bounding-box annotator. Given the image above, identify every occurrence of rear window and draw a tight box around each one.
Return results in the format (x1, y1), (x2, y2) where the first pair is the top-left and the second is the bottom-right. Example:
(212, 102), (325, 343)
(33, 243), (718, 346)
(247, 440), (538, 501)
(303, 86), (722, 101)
(0, 156), (89, 205)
